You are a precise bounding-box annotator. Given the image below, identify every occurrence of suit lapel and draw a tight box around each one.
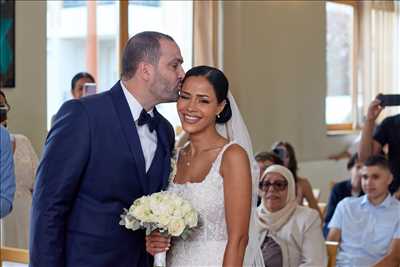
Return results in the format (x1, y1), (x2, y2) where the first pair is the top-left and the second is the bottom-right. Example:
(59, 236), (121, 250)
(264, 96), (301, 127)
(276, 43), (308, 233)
(154, 108), (173, 190)
(109, 82), (148, 194)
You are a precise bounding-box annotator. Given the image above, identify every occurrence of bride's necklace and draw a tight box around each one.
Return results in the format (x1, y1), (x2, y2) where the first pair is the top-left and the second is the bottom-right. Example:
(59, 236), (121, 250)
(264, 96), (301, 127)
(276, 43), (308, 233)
(183, 144), (224, 167)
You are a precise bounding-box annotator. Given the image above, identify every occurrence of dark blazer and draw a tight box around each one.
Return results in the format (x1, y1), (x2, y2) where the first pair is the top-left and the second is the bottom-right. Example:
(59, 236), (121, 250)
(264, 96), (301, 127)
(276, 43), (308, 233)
(29, 82), (174, 267)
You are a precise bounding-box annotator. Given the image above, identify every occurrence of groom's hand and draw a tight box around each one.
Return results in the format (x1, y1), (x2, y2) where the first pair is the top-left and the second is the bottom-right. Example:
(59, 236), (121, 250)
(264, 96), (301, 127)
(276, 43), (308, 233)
(145, 231), (171, 256)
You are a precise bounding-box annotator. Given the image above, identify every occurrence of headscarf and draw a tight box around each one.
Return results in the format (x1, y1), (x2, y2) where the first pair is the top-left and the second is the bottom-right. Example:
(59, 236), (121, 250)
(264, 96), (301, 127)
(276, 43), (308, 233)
(256, 164), (297, 233)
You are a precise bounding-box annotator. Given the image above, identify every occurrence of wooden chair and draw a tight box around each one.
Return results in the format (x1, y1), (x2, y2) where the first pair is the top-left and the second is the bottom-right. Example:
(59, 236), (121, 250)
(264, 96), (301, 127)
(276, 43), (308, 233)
(326, 241), (338, 267)
(0, 246), (29, 267)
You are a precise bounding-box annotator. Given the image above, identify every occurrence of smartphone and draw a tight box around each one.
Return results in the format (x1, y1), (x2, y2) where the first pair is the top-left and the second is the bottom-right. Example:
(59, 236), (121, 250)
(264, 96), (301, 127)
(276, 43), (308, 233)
(377, 94), (400, 107)
(83, 83), (97, 97)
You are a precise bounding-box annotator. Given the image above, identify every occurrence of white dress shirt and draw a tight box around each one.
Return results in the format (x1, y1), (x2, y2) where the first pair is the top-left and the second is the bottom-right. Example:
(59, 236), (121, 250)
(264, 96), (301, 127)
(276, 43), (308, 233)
(120, 81), (157, 172)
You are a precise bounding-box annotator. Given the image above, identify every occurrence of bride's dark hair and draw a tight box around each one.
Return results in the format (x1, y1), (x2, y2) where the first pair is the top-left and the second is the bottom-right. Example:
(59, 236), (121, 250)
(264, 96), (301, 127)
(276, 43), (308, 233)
(181, 66), (232, 123)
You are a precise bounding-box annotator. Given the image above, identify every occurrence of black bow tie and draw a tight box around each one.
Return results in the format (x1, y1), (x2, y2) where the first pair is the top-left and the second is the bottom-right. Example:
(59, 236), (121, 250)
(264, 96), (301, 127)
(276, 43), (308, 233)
(137, 109), (159, 132)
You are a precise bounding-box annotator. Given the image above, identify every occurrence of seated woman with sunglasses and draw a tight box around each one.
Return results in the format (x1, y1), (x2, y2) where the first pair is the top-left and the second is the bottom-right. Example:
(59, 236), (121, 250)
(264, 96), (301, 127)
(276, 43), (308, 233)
(256, 165), (327, 267)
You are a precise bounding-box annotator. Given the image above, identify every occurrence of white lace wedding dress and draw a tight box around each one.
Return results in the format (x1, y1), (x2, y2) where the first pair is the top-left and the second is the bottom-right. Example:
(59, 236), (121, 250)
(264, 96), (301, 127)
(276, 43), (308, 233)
(166, 141), (235, 266)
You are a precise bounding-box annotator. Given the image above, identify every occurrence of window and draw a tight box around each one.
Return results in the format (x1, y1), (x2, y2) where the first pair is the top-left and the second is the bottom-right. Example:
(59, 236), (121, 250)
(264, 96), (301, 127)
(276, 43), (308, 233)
(325, 1), (357, 131)
(47, 1), (193, 131)
(326, 1), (400, 131)
(47, 1), (119, 129)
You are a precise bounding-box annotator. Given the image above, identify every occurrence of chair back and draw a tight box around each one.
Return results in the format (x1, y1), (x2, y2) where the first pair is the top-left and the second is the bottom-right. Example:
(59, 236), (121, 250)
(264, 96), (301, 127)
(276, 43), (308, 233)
(326, 241), (338, 267)
(0, 246), (29, 267)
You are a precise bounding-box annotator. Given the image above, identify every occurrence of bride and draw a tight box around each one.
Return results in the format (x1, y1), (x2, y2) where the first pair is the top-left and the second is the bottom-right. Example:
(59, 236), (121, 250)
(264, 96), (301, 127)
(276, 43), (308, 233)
(146, 66), (264, 266)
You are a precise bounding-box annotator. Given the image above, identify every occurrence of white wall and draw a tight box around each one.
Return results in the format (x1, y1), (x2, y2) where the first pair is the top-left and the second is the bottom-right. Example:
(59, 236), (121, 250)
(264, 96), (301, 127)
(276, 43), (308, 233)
(223, 1), (358, 161)
(298, 159), (349, 202)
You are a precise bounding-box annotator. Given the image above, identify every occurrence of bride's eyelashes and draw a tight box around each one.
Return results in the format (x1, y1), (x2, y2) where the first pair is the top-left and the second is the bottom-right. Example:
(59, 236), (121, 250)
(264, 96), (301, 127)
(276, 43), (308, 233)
(179, 94), (190, 100)
(199, 98), (210, 104)
(178, 94), (211, 104)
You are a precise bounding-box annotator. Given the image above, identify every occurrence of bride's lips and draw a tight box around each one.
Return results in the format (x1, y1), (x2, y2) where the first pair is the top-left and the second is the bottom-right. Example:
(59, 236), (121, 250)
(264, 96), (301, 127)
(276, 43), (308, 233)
(182, 114), (201, 124)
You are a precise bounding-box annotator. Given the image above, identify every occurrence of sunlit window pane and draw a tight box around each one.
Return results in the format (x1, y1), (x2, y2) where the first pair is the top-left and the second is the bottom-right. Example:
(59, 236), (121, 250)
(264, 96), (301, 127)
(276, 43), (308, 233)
(47, 1), (118, 129)
(326, 2), (354, 125)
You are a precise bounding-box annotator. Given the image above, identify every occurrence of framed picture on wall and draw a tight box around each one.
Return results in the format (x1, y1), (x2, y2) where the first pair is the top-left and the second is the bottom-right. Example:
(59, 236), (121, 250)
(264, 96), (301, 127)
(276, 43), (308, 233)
(0, 0), (15, 88)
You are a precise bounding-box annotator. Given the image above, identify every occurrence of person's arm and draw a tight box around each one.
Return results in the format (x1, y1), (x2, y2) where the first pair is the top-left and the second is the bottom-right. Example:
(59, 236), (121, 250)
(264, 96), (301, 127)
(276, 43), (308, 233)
(327, 228), (341, 242)
(221, 144), (252, 267)
(327, 199), (345, 243)
(359, 98), (383, 162)
(328, 150), (351, 161)
(0, 127), (16, 218)
(30, 100), (90, 267)
(372, 239), (400, 267)
(300, 178), (323, 221)
(299, 210), (328, 267)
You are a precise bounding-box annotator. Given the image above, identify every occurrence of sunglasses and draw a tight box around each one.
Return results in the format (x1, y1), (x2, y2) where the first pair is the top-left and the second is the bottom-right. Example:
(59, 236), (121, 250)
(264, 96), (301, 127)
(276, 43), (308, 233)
(259, 180), (288, 192)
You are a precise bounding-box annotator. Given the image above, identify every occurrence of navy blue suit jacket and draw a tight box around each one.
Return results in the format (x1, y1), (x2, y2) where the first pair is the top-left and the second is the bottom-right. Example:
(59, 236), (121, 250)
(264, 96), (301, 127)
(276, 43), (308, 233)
(30, 82), (174, 267)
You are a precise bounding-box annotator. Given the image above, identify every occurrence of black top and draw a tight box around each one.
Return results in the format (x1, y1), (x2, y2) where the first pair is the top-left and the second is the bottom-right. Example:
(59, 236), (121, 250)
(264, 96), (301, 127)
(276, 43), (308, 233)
(374, 114), (400, 193)
(323, 179), (363, 238)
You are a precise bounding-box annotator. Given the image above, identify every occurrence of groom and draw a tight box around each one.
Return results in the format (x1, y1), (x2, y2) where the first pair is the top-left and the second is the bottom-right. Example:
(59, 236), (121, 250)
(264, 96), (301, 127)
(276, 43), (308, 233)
(29, 31), (185, 267)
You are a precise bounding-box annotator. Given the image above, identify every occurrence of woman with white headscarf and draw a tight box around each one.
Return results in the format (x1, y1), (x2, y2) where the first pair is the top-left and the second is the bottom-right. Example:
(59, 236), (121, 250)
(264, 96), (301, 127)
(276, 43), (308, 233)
(257, 165), (327, 267)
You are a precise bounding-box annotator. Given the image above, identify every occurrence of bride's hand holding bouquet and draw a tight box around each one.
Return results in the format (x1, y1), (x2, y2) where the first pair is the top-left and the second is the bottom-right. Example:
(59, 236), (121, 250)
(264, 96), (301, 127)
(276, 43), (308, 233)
(120, 191), (198, 267)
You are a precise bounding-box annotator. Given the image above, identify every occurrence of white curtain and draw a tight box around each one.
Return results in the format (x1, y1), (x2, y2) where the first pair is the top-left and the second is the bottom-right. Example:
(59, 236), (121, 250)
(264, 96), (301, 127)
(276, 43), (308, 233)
(357, 0), (400, 125)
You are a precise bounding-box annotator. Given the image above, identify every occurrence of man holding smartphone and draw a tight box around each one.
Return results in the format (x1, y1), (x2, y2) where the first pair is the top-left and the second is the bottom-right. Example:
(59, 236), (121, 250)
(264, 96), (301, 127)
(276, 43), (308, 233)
(359, 94), (400, 197)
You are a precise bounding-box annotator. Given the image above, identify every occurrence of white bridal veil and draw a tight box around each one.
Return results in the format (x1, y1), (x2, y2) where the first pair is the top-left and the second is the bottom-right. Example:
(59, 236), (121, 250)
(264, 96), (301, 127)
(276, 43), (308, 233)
(216, 92), (264, 266)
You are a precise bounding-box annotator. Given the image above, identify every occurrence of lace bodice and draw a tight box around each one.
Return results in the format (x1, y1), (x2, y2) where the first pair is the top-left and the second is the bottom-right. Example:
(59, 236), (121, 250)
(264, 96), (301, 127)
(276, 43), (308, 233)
(166, 142), (235, 266)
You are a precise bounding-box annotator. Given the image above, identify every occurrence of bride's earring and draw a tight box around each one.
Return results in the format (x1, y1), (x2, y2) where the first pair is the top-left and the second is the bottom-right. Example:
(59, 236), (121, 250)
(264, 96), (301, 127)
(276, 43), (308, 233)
(216, 113), (220, 119)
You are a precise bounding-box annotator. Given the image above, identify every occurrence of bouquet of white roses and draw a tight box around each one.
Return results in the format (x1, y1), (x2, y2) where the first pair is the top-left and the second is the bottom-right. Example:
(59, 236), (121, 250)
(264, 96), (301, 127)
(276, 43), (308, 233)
(120, 191), (198, 267)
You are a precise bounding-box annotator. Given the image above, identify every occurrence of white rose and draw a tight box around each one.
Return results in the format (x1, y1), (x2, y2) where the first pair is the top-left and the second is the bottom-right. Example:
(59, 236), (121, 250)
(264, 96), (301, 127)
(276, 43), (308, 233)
(167, 218), (186, 236)
(173, 207), (183, 218)
(180, 201), (192, 214)
(150, 200), (173, 218)
(184, 210), (198, 228)
(132, 204), (152, 222)
(157, 215), (170, 227)
(171, 195), (183, 208)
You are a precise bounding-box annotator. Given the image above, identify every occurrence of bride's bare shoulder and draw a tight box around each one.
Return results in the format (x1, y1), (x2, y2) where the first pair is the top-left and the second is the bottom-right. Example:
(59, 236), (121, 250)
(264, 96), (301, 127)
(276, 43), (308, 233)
(221, 143), (249, 166)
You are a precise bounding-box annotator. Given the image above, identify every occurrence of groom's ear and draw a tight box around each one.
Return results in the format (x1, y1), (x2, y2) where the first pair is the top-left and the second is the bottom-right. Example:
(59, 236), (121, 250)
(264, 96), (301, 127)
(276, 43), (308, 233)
(137, 62), (154, 82)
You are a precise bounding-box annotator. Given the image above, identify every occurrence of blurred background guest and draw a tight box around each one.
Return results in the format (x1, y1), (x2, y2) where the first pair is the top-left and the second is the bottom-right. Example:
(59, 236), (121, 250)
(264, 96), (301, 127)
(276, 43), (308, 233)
(360, 95), (400, 197)
(69, 72), (96, 100)
(255, 150), (284, 179)
(272, 141), (323, 220)
(328, 155), (400, 267)
(257, 165), (327, 267)
(50, 72), (96, 127)
(0, 90), (38, 249)
(0, 89), (11, 129)
(0, 125), (16, 219)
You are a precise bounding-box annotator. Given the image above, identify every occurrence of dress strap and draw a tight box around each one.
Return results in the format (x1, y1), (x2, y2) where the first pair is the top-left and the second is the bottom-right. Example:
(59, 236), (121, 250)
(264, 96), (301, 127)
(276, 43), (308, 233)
(211, 141), (237, 174)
